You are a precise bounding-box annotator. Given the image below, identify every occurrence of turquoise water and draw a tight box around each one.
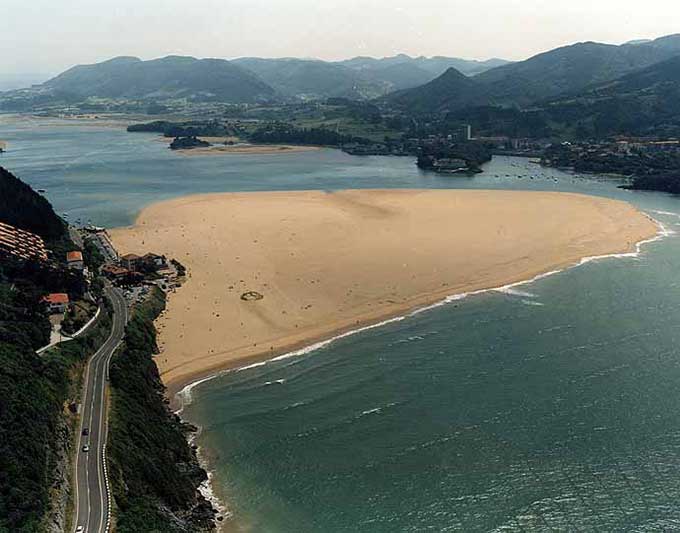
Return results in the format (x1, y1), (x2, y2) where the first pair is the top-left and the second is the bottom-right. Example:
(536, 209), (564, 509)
(3, 117), (680, 531)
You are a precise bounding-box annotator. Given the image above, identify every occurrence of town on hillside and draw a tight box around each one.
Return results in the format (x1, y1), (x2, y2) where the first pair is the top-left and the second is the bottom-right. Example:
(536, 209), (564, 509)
(0, 218), (183, 352)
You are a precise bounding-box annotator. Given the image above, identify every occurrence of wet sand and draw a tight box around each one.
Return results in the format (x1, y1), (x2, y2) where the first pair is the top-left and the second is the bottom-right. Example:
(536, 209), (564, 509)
(110, 189), (658, 401)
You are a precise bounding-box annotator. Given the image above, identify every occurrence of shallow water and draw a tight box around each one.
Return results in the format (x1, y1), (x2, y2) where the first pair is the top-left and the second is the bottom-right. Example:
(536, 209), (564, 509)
(3, 117), (680, 531)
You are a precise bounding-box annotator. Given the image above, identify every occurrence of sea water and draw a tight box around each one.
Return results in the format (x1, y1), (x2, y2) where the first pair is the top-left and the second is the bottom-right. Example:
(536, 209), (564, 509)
(3, 117), (680, 531)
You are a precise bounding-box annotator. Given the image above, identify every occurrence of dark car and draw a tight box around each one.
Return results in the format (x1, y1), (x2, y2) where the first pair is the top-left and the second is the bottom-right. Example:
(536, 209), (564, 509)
(82, 427), (89, 436)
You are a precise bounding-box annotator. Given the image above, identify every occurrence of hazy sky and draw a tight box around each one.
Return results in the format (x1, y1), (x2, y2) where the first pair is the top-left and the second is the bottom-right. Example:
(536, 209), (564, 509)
(1, 0), (679, 76)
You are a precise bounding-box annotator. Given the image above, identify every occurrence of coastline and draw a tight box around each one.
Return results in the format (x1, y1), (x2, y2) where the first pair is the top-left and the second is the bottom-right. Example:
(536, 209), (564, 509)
(109, 189), (662, 532)
(177, 214), (667, 533)
(173, 213), (667, 409)
(109, 189), (660, 410)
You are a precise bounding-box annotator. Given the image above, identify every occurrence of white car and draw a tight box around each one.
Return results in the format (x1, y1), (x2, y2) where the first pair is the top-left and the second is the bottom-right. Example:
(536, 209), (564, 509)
(76, 526), (85, 533)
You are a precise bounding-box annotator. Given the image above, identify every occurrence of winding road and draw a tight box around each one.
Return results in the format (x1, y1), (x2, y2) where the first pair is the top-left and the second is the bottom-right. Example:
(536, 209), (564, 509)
(73, 286), (127, 533)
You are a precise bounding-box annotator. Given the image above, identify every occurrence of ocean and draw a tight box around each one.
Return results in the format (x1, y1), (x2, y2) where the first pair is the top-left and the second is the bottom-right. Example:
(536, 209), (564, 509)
(3, 116), (680, 531)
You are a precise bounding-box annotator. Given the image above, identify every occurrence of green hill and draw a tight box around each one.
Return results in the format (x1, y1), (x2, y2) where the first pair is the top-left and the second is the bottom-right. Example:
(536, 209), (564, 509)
(42, 55), (276, 103)
(232, 58), (386, 99)
(385, 34), (680, 113)
(384, 67), (489, 112)
(0, 166), (68, 246)
(475, 38), (680, 106)
(540, 55), (680, 138)
(232, 54), (513, 99)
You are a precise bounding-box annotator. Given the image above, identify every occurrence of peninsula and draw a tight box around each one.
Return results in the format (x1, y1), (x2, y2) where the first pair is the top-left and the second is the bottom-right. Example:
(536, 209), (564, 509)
(110, 190), (657, 400)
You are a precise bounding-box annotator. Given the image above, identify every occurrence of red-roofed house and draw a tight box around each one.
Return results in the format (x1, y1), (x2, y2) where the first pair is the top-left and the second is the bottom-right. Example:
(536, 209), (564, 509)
(102, 264), (130, 280)
(67, 250), (84, 270)
(43, 293), (69, 314)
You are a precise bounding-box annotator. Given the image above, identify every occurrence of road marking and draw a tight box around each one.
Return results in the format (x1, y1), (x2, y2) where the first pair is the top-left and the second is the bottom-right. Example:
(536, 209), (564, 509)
(72, 288), (127, 533)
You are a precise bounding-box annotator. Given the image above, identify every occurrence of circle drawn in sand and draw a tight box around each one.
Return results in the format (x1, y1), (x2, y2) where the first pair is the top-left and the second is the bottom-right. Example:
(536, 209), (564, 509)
(241, 291), (264, 301)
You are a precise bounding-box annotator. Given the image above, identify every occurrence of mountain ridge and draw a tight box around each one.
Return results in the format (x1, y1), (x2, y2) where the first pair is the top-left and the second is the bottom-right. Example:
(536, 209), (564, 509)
(42, 55), (276, 103)
(384, 34), (680, 112)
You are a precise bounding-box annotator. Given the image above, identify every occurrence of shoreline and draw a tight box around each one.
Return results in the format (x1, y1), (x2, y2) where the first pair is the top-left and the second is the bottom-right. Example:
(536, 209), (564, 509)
(176, 214), (668, 533)
(173, 212), (668, 410)
(109, 188), (662, 532)
(107, 189), (660, 409)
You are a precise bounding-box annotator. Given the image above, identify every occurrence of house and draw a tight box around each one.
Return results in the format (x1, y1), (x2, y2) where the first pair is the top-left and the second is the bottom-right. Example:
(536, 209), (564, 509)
(43, 293), (69, 314)
(121, 253), (141, 271)
(102, 264), (130, 281)
(66, 250), (84, 270)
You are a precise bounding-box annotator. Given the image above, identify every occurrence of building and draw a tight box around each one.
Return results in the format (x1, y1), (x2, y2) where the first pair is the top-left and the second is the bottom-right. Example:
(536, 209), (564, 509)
(0, 221), (48, 262)
(476, 136), (510, 150)
(43, 293), (69, 314)
(102, 264), (131, 281)
(66, 250), (84, 270)
(143, 253), (166, 269)
(433, 158), (468, 173)
(121, 253), (141, 271)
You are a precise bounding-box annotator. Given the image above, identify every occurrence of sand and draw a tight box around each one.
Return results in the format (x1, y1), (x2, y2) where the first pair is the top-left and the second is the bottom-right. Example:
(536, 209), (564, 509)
(110, 189), (658, 400)
(157, 136), (321, 156)
(179, 144), (320, 156)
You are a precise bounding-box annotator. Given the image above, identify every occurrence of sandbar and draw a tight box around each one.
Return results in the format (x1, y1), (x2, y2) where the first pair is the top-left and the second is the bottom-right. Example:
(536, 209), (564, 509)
(157, 136), (321, 155)
(110, 189), (658, 400)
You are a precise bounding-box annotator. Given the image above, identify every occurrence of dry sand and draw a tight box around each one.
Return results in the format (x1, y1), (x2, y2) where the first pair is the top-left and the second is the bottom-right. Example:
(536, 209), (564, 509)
(157, 136), (321, 155)
(179, 144), (320, 156)
(110, 189), (658, 399)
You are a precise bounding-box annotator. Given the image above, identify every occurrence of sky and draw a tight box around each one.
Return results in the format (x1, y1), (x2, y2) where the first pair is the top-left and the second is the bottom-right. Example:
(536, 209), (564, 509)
(1, 0), (679, 78)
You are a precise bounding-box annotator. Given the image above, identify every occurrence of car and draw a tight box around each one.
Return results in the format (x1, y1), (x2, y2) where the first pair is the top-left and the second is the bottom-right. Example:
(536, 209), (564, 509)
(81, 427), (89, 436)
(76, 526), (84, 533)
(82, 445), (90, 453)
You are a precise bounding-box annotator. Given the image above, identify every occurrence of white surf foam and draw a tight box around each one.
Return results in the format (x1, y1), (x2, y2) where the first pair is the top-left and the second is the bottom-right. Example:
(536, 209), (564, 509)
(264, 378), (287, 386)
(186, 429), (232, 526)
(495, 287), (538, 298)
(651, 210), (680, 218)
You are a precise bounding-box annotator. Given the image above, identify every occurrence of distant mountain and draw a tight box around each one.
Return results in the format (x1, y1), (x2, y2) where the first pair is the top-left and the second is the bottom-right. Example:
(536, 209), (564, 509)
(475, 34), (680, 106)
(0, 73), (49, 91)
(231, 54), (511, 99)
(384, 67), (489, 112)
(540, 54), (680, 137)
(384, 34), (680, 113)
(42, 55), (276, 103)
(231, 58), (387, 99)
(339, 54), (511, 80)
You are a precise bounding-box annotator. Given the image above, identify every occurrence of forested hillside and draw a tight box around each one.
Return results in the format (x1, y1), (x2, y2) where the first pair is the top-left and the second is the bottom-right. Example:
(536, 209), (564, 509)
(42, 56), (276, 103)
(0, 167), (68, 245)
(0, 168), (108, 532)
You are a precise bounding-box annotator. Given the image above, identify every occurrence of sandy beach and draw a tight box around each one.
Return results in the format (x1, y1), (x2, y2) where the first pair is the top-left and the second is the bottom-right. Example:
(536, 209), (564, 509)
(157, 136), (321, 155)
(110, 189), (658, 400)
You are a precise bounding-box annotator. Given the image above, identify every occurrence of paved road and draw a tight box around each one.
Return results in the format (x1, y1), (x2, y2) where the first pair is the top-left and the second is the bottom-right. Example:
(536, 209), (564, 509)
(73, 286), (127, 533)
